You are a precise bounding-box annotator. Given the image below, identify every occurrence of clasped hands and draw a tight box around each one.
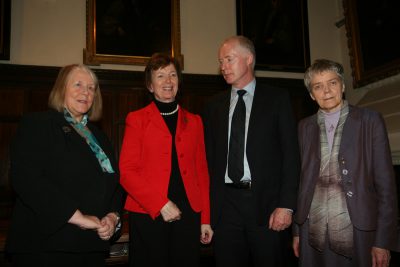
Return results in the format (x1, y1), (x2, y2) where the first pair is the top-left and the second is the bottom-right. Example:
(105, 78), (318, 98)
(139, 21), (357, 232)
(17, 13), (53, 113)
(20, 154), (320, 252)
(160, 200), (182, 223)
(160, 200), (214, 244)
(68, 209), (119, 241)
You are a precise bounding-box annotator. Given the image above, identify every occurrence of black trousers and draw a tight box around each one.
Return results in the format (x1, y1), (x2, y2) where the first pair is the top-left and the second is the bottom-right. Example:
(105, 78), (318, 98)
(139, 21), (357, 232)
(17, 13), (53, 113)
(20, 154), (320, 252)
(213, 185), (290, 267)
(129, 207), (201, 267)
(10, 251), (106, 267)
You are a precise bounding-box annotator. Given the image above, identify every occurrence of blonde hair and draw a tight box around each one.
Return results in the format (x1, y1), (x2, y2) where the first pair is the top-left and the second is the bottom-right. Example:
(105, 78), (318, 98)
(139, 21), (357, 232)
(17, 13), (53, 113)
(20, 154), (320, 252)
(48, 64), (103, 121)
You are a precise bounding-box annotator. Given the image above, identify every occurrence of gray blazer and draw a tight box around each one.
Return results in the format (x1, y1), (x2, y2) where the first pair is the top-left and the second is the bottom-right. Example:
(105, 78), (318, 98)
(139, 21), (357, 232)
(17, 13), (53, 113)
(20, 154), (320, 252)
(295, 105), (398, 249)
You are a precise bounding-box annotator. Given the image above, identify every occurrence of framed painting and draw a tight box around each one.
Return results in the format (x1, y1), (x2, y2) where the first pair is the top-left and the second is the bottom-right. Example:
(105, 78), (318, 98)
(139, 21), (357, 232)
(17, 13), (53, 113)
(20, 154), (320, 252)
(236, 0), (310, 72)
(343, 0), (400, 88)
(0, 0), (11, 60)
(84, 0), (183, 67)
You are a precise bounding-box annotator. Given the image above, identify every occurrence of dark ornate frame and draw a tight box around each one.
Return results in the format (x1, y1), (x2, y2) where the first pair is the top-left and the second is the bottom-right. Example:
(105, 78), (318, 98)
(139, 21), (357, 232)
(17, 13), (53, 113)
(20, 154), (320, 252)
(0, 0), (11, 60)
(236, 0), (310, 72)
(343, 0), (400, 88)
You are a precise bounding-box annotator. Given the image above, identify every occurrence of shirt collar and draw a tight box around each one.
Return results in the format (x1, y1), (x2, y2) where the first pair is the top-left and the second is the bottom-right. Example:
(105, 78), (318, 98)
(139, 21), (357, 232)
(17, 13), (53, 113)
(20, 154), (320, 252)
(231, 79), (256, 98)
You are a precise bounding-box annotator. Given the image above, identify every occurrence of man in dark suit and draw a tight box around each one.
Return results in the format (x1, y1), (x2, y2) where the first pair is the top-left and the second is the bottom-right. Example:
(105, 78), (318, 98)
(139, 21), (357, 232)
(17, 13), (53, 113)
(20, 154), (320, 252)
(202, 35), (300, 267)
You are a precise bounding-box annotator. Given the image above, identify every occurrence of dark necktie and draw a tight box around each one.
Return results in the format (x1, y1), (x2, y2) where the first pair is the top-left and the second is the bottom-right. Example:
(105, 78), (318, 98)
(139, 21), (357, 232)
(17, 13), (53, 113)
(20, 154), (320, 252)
(228, 90), (247, 184)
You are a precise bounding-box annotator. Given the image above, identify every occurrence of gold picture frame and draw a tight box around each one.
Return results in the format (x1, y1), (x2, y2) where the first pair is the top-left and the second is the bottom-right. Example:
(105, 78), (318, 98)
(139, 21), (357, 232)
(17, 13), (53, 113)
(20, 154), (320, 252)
(343, 0), (400, 88)
(84, 0), (183, 67)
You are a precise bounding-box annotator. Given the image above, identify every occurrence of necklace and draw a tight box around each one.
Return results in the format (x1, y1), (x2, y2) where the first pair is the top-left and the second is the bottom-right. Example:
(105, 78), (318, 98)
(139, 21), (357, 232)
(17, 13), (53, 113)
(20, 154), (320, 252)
(160, 105), (179, 116)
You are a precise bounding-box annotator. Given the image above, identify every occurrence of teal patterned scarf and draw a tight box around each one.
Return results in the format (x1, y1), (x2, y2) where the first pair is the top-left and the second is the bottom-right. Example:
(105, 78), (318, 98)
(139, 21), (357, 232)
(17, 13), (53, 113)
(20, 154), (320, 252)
(64, 109), (114, 173)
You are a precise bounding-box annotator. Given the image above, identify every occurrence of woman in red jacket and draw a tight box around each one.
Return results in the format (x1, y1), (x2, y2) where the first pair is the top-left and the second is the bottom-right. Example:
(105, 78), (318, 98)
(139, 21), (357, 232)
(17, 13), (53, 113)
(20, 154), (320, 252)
(119, 53), (213, 267)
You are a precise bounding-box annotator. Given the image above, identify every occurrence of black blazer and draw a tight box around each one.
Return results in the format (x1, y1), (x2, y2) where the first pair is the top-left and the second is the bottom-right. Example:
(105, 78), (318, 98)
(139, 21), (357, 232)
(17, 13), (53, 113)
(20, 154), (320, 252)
(6, 110), (124, 253)
(202, 83), (300, 227)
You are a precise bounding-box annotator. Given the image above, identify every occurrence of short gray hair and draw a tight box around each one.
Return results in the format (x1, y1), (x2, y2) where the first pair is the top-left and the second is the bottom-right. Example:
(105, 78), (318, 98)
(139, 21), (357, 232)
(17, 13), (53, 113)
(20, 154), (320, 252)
(304, 59), (344, 92)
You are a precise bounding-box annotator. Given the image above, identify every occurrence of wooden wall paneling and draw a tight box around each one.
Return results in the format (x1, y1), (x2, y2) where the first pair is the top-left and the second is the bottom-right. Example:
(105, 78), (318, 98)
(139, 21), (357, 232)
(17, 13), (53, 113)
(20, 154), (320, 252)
(114, 88), (149, 157)
(27, 89), (51, 113)
(180, 91), (215, 115)
(181, 73), (227, 115)
(0, 89), (24, 118)
(290, 91), (318, 122)
(0, 122), (17, 218)
(255, 77), (318, 122)
(98, 90), (114, 141)
(0, 89), (24, 220)
(114, 87), (149, 121)
(0, 122), (16, 187)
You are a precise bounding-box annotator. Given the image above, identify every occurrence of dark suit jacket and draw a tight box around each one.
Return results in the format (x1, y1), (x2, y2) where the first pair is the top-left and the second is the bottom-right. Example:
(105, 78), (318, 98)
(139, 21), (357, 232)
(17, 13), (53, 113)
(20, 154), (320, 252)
(6, 110), (124, 253)
(202, 82), (300, 227)
(295, 105), (398, 249)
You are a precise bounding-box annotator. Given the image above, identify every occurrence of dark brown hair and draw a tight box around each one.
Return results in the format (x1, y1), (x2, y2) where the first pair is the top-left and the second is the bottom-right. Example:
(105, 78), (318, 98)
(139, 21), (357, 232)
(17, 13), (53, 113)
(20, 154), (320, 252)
(144, 53), (182, 90)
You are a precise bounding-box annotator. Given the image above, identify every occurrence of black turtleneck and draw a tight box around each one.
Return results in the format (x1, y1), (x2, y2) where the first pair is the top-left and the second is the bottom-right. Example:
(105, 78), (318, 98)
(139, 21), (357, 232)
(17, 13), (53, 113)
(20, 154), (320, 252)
(154, 100), (191, 210)
(154, 99), (178, 136)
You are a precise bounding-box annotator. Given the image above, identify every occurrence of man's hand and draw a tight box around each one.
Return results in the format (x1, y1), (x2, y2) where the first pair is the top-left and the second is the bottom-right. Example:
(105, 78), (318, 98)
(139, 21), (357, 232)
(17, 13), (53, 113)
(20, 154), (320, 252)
(268, 208), (292, 231)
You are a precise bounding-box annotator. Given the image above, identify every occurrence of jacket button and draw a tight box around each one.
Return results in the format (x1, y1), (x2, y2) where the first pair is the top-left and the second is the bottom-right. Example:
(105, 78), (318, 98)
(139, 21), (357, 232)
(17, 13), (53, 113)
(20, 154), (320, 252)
(180, 153), (184, 158)
(182, 170), (187, 175)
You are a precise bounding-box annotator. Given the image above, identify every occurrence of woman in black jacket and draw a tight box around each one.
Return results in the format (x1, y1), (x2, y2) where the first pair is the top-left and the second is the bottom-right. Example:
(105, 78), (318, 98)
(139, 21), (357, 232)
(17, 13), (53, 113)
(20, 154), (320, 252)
(6, 64), (124, 267)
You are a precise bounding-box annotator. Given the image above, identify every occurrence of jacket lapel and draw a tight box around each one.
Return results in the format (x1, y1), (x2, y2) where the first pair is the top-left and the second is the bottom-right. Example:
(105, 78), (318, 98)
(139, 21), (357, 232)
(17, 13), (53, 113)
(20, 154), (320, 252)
(340, 106), (359, 155)
(246, 86), (262, 149)
(303, 116), (321, 187)
(307, 117), (321, 161)
(219, 92), (230, 156)
(147, 102), (171, 134)
(53, 111), (103, 172)
(176, 107), (188, 137)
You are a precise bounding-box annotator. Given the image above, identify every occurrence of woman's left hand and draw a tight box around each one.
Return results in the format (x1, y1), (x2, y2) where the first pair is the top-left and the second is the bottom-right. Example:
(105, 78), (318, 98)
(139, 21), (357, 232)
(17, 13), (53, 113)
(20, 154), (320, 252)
(97, 212), (118, 241)
(372, 247), (390, 267)
(200, 224), (213, 244)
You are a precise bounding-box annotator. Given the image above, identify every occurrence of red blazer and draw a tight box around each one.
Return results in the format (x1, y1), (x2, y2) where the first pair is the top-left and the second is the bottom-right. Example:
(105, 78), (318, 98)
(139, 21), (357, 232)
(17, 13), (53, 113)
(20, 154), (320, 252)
(119, 102), (210, 224)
